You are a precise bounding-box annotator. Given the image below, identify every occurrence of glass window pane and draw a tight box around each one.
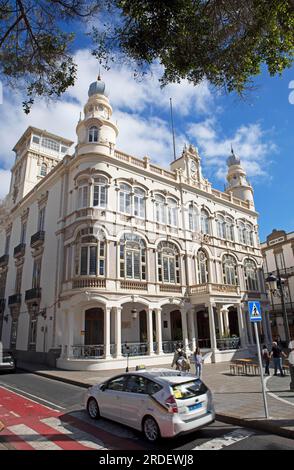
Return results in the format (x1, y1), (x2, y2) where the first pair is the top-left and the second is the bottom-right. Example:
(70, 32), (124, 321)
(89, 246), (97, 275)
(80, 247), (88, 275)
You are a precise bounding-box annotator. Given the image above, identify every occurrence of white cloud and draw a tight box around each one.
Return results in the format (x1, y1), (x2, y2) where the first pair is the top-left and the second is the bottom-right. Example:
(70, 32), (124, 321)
(0, 169), (11, 199)
(187, 118), (276, 180)
(0, 47), (275, 197)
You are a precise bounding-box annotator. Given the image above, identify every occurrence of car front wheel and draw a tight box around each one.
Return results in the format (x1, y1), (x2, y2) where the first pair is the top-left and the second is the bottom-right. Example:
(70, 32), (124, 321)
(87, 397), (100, 419)
(143, 416), (160, 442)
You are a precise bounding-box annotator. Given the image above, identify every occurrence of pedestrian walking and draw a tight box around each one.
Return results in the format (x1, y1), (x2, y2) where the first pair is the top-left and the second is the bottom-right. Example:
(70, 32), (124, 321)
(193, 347), (203, 378)
(270, 341), (287, 376)
(288, 338), (294, 391)
(262, 344), (270, 376)
(171, 346), (190, 372)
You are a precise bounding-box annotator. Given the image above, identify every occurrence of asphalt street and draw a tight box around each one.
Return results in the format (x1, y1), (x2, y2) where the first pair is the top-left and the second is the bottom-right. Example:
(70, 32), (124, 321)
(0, 369), (294, 451)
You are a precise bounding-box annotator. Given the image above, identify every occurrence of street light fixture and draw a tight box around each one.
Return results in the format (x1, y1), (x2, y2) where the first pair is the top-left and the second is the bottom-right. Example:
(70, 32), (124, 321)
(265, 271), (290, 345)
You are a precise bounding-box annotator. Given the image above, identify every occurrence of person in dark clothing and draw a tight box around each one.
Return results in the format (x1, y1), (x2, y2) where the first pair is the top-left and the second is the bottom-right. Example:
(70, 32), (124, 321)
(262, 345), (270, 376)
(270, 341), (287, 376)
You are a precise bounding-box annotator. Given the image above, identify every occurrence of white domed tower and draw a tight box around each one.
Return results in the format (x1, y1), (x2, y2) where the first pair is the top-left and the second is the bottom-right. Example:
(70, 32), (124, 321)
(225, 147), (254, 208)
(75, 75), (118, 157)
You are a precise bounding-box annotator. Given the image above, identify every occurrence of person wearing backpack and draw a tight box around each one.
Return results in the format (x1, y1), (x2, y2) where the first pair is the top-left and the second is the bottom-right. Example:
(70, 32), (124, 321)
(262, 344), (270, 376)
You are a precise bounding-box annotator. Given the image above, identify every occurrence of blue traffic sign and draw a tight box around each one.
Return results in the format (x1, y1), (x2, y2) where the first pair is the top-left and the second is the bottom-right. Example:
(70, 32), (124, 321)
(248, 301), (262, 322)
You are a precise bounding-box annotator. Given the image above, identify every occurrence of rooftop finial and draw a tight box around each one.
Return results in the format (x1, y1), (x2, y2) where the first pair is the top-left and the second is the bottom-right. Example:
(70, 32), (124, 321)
(227, 144), (240, 166)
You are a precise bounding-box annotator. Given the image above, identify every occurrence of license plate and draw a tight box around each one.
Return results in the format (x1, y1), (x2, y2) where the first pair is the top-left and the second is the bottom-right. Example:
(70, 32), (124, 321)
(188, 403), (203, 411)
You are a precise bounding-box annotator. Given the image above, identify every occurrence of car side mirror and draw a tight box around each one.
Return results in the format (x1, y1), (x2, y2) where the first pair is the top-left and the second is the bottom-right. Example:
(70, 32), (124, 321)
(100, 384), (106, 392)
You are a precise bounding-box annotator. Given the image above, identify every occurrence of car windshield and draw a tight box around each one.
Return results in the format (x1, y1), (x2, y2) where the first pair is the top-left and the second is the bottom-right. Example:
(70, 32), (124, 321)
(172, 380), (207, 400)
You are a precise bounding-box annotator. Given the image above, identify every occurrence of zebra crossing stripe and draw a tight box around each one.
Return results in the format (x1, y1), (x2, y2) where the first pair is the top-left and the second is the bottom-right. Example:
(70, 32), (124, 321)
(41, 417), (108, 450)
(192, 428), (255, 450)
(7, 424), (62, 450)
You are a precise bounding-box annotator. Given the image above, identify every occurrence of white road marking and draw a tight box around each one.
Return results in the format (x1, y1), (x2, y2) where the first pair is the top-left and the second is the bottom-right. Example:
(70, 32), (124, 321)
(8, 424), (62, 450)
(265, 376), (294, 408)
(0, 384), (64, 411)
(41, 417), (108, 450)
(192, 429), (255, 450)
(10, 411), (20, 418)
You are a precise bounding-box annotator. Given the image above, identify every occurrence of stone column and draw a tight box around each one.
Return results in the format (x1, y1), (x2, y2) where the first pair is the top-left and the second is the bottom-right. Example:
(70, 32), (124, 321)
(154, 308), (163, 354)
(246, 307), (254, 345)
(104, 307), (111, 359)
(207, 302), (217, 350)
(67, 310), (75, 358)
(218, 306), (225, 337)
(236, 303), (246, 348)
(114, 306), (122, 358)
(222, 308), (230, 335)
(180, 308), (190, 351)
(147, 308), (154, 355)
(189, 310), (197, 351)
(262, 307), (272, 345)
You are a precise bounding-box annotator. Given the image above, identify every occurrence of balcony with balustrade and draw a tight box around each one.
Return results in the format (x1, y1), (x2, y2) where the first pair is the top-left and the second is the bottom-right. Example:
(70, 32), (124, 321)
(30, 231), (45, 248)
(188, 283), (240, 302)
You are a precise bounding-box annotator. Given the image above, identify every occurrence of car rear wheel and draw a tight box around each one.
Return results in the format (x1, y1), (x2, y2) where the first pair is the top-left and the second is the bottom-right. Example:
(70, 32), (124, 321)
(87, 397), (100, 419)
(143, 416), (160, 442)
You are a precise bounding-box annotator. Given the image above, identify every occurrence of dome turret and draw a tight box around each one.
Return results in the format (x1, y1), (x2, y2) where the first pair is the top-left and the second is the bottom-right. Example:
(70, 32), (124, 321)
(225, 146), (254, 208)
(75, 75), (118, 158)
(88, 75), (106, 97)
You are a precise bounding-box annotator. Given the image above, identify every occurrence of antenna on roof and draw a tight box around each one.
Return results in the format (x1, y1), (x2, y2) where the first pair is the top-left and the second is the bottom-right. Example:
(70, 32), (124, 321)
(169, 98), (176, 162)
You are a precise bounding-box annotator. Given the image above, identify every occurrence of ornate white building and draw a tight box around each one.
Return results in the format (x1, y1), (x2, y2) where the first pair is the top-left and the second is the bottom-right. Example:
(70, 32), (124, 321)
(0, 77), (271, 370)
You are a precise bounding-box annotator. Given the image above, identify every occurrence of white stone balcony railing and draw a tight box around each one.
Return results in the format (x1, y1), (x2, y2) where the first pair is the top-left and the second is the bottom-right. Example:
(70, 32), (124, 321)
(72, 277), (106, 289)
(120, 280), (148, 291)
(159, 284), (182, 293)
(189, 283), (240, 296)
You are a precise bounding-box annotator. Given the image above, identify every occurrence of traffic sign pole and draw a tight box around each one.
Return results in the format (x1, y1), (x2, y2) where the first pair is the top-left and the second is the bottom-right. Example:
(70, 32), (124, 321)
(253, 322), (270, 419)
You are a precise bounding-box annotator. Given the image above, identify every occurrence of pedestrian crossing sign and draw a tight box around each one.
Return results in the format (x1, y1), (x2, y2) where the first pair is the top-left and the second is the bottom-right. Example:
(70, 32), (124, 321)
(248, 301), (262, 322)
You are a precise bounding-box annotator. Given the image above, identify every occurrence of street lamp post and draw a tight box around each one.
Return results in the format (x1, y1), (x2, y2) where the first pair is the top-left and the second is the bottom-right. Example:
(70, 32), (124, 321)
(265, 269), (290, 345)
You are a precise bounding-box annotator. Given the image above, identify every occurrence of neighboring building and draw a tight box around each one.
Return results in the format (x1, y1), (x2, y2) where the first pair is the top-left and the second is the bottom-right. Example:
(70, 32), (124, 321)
(0, 77), (270, 370)
(261, 229), (294, 342)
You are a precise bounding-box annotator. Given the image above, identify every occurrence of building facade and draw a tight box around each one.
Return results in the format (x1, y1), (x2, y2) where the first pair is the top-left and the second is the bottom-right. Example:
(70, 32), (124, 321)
(0, 77), (271, 370)
(261, 229), (294, 342)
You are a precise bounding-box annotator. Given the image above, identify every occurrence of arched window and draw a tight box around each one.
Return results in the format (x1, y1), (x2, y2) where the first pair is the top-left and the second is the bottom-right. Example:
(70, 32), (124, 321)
(88, 126), (99, 143)
(197, 250), (209, 284)
(157, 241), (180, 284)
(119, 183), (146, 217)
(238, 221), (254, 246)
(167, 198), (178, 226)
(77, 178), (89, 209)
(155, 194), (166, 224)
(217, 215), (226, 239)
(93, 176), (107, 208)
(119, 234), (146, 280)
(75, 228), (106, 277)
(119, 183), (132, 214)
(222, 254), (238, 285)
(189, 203), (198, 231)
(246, 225), (254, 246)
(244, 259), (258, 291)
(40, 163), (47, 177)
(134, 188), (145, 218)
(226, 218), (235, 241)
(200, 209), (209, 234)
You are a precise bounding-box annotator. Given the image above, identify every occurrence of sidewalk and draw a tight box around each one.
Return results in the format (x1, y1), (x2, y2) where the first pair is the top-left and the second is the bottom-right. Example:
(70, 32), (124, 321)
(16, 360), (294, 440)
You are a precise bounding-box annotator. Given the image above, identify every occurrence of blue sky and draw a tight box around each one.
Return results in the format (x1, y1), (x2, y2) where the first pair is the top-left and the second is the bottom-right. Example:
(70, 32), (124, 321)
(0, 23), (293, 242)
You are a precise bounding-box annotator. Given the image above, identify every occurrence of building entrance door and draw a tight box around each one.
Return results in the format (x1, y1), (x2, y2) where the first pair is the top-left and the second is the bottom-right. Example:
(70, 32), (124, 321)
(85, 308), (104, 345)
(170, 310), (182, 341)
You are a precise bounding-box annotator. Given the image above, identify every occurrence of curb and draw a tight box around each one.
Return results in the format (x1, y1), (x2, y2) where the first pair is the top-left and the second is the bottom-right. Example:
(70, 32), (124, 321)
(18, 366), (92, 389)
(19, 365), (294, 440)
(216, 413), (294, 440)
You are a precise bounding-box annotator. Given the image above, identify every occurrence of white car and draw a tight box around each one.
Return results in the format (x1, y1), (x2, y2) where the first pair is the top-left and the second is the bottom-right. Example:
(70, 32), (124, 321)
(85, 368), (215, 442)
